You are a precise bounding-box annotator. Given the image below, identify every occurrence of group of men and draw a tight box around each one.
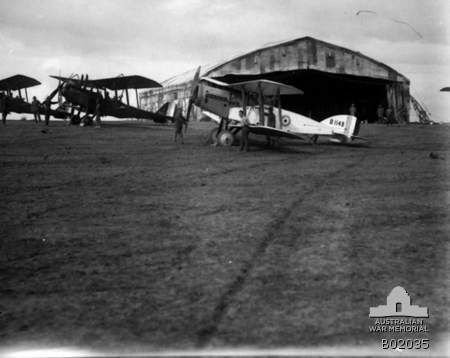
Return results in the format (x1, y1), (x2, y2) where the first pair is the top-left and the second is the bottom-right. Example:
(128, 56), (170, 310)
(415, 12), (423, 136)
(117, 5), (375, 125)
(350, 102), (398, 125)
(0, 92), (54, 126)
(376, 104), (397, 125)
(30, 96), (55, 126)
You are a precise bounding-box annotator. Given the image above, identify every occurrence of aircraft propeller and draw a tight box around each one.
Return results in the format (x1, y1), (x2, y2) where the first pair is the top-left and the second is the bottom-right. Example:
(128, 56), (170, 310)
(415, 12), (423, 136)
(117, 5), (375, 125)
(185, 66), (201, 122)
(47, 81), (65, 101)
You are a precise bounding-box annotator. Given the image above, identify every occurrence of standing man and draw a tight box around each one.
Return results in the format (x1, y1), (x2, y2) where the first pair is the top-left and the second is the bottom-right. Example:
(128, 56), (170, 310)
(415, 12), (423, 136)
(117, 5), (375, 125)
(94, 97), (102, 128)
(385, 107), (396, 126)
(173, 106), (186, 144)
(31, 96), (41, 123)
(239, 109), (250, 152)
(376, 104), (385, 123)
(349, 103), (357, 116)
(43, 97), (56, 126)
(0, 93), (9, 125)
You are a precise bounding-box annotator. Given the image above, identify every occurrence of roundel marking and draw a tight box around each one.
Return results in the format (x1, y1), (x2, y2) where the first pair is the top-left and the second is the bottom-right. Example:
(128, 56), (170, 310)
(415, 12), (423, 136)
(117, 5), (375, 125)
(281, 115), (291, 127)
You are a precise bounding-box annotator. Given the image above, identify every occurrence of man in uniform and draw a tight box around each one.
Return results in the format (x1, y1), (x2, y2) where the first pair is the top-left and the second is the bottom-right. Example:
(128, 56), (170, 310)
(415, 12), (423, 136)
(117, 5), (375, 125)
(0, 93), (9, 125)
(43, 97), (56, 126)
(31, 96), (41, 123)
(94, 97), (102, 128)
(173, 105), (186, 144)
(349, 103), (357, 116)
(239, 109), (250, 152)
(376, 104), (385, 123)
(386, 107), (396, 126)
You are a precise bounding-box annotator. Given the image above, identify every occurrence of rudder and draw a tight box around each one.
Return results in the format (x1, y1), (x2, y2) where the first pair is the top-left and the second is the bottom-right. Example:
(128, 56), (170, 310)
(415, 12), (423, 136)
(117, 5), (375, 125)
(321, 115), (358, 140)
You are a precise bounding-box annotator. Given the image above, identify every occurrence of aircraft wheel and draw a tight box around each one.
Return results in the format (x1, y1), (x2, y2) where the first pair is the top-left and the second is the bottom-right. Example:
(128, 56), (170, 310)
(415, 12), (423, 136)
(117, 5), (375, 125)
(207, 127), (219, 145)
(218, 131), (234, 146)
(70, 114), (81, 125)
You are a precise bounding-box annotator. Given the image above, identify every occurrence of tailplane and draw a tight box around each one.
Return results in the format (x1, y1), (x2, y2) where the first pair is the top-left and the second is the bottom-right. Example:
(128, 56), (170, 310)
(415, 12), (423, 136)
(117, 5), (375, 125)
(321, 115), (365, 143)
(156, 102), (169, 116)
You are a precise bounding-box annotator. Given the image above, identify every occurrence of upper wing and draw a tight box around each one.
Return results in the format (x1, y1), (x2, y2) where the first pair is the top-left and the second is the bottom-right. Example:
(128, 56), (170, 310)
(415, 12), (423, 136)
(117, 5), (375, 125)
(228, 79), (303, 96)
(50, 75), (162, 90)
(50, 75), (75, 83)
(0, 75), (41, 90)
(200, 78), (303, 96)
(200, 77), (231, 88)
(87, 75), (162, 90)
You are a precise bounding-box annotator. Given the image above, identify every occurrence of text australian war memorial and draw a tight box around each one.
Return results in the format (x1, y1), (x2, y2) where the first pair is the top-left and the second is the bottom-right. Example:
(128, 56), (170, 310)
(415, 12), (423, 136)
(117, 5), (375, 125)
(140, 36), (428, 124)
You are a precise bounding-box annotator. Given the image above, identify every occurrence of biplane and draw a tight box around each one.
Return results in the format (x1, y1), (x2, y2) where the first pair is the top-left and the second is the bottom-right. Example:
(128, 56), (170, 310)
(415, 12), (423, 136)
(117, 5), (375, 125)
(49, 74), (170, 125)
(0, 74), (67, 120)
(185, 67), (366, 146)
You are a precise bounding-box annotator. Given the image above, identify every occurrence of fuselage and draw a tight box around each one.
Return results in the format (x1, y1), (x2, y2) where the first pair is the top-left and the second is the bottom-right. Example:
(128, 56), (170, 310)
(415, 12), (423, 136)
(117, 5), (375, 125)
(195, 77), (359, 143)
(62, 84), (170, 122)
(206, 106), (358, 142)
(62, 85), (102, 113)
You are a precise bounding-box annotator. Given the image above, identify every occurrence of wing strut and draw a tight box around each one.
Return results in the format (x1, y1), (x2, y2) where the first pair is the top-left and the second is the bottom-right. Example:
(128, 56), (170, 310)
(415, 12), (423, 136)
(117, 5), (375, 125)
(258, 82), (264, 126)
(135, 88), (139, 109)
(277, 87), (281, 129)
(241, 87), (247, 115)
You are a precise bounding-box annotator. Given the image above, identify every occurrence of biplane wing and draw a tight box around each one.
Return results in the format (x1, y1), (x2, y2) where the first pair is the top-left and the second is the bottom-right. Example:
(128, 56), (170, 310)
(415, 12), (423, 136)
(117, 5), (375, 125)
(228, 79), (304, 96)
(199, 78), (303, 96)
(90, 75), (162, 90)
(102, 103), (166, 121)
(0, 75), (41, 91)
(230, 124), (307, 140)
(50, 75), (162, 89)
(440, 87), (450, 92)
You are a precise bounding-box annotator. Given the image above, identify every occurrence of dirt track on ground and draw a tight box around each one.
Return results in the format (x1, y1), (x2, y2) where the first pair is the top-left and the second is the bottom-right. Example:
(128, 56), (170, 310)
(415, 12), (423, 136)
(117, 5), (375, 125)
(0, 120), (449, 352)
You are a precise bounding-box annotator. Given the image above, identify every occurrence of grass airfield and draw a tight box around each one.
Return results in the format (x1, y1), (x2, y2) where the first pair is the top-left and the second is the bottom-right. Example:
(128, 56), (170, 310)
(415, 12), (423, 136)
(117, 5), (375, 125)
(0, 119), (449, 354)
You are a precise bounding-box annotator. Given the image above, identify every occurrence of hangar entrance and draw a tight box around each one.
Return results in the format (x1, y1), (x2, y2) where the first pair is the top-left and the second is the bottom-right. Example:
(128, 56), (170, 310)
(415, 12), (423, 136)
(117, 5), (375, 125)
(215, 69), (394, 123)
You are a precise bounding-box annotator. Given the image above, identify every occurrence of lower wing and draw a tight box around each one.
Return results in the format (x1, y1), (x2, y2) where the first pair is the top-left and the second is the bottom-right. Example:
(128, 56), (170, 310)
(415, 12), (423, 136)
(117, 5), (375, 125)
(230, 125), (307, 141)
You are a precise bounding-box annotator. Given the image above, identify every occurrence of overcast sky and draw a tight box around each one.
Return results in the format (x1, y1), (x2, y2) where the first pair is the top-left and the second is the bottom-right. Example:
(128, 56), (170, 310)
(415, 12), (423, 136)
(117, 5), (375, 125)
(0, 0), (448, 121)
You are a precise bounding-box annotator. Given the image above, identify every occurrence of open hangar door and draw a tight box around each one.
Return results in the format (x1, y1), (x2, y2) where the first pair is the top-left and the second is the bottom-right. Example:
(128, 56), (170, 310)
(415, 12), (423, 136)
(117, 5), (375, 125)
(215, 70), (393, 123)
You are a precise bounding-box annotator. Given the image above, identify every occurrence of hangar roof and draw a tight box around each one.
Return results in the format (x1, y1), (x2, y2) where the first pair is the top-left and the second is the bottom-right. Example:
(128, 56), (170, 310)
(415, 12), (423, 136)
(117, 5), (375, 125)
(159, 36), (409, 88)
(205, 36), (409, 84)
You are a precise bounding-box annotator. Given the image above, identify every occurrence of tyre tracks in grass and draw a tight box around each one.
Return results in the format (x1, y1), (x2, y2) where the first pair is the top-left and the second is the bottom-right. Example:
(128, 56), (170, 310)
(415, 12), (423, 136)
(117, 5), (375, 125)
(195, 151), (368, 347)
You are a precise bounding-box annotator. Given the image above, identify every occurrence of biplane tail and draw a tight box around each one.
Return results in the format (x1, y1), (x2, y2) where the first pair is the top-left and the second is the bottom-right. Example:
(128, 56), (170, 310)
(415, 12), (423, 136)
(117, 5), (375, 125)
(156, 102), (169, 116)
(321, 115), (366, 143)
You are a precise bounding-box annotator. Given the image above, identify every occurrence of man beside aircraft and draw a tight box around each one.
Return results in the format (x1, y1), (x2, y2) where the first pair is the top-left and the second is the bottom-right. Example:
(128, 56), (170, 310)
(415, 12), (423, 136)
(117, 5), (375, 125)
(95, 97), (102, 128)
(31, 96), (41, 123)
(239, 109), (250, 152)
(173, 105), (187, 144)
(43, 97), (57, 126)
(0, 93), (10, 125)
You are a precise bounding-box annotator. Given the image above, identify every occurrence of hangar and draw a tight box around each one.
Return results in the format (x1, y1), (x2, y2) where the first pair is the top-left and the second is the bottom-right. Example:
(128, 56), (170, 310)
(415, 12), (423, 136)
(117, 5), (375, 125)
(140, 36), (412, 123)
